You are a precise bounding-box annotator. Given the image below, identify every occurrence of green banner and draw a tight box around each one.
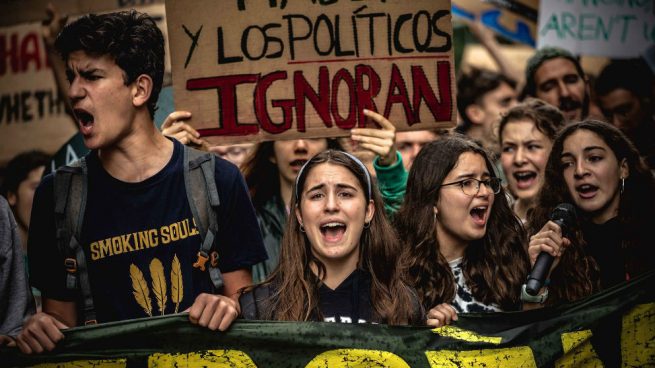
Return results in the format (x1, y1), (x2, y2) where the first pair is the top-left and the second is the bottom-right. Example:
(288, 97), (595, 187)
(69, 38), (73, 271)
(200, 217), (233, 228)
(3, 271), (654, 367)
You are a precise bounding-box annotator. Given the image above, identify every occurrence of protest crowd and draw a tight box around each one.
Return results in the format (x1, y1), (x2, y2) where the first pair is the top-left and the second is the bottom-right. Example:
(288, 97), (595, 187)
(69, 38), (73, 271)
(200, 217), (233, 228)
(0, 1), (654, 366)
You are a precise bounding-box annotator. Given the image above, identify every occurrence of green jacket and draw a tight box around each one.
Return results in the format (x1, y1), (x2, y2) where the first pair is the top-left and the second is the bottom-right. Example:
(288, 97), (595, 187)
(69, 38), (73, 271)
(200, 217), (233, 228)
(373, 151), (407, 217)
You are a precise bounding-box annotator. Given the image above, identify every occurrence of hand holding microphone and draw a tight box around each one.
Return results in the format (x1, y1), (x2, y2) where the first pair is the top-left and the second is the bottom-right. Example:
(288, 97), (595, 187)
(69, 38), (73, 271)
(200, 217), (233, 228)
(525, 203), (577, 297)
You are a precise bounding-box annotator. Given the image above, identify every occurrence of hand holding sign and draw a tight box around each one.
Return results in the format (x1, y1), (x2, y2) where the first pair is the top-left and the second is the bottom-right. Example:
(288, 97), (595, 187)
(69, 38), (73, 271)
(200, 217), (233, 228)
(351, 109), (398, 167)
(161, 111), (209, 150)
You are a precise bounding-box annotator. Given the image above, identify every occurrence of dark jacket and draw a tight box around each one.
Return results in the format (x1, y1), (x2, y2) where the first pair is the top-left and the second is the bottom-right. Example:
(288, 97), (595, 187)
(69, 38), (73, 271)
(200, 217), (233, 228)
(251, 195), (287, 283)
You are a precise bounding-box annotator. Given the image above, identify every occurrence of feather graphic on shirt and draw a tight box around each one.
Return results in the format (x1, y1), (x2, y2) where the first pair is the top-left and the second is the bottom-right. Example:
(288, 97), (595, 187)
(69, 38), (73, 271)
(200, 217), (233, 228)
(171, 255), (183, 313)
(130, 264), (152, 317)
(150, 258), (168, 315)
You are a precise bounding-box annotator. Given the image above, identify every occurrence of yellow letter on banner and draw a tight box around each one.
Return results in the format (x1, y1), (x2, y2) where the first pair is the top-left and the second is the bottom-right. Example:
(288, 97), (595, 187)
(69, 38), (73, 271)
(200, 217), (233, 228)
(622, 302), (655, 367)
(425, 347), (537, 367)
(431, 325), (502, 344)
(304, 349), (410, 368)
(555, 330), (603, 367)
(34, 359), (126, 368)
(427, 325), (537, 367)
(149, 349), (257, 367)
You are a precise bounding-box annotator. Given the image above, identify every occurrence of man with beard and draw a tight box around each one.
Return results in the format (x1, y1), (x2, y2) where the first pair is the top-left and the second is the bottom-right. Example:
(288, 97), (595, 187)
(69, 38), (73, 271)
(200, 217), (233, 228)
(524, 47), (590, 123)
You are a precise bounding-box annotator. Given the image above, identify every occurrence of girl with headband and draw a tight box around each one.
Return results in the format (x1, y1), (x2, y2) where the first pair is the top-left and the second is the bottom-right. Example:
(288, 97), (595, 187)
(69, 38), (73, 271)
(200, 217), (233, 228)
(242, 138), (342, 283)
(240, 150), (423, 325)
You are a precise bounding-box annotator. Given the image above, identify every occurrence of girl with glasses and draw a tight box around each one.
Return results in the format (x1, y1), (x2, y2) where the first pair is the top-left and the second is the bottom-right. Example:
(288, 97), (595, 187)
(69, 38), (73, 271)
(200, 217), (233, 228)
(396, 136), (529, 326)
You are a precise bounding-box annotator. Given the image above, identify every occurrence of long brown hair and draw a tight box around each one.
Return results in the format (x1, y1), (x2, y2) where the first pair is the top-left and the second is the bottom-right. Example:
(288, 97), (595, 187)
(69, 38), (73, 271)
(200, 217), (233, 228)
(259, 150), (421, 325)
(397, 136), (529, 311)
(528, 120), (655, 304)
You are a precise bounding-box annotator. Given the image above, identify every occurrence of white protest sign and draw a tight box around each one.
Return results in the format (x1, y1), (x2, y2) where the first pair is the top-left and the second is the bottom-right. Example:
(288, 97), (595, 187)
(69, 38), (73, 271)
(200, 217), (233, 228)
(538, 0), (655, 57)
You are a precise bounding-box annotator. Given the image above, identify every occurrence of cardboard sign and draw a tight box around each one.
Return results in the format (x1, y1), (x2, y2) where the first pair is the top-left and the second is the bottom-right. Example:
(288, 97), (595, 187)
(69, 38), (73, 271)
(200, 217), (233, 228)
(452, 0), (538, 46)
(166, 0), (456, 145)
(538, 0), (655, 57)
(0, 22), (77, 166)
(0, 0), (164, 27)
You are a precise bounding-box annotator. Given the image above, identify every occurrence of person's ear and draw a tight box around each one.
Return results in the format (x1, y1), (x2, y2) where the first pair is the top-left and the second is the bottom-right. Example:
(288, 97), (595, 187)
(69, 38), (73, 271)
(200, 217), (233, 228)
(465, 104), (485, 125)
(7, 191), (17, 207)
(295, 206), (303, 228)
(365, 199), (375, 224)
(132, 74), (153, 108)
(620, 158), (629, 179)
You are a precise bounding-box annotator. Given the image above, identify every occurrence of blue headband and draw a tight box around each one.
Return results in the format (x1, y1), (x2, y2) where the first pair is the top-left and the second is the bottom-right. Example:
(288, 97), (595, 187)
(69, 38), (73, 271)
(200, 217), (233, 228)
(294, 151), (372, 203)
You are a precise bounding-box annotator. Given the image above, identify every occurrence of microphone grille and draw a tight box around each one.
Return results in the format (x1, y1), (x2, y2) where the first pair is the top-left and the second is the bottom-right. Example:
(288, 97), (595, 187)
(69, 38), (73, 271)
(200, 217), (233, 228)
(551, 202), (577, 223)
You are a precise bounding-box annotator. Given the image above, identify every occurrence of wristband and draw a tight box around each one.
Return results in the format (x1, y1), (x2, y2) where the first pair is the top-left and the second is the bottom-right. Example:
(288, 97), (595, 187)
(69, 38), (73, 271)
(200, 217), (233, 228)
(521, 284), (549, 304)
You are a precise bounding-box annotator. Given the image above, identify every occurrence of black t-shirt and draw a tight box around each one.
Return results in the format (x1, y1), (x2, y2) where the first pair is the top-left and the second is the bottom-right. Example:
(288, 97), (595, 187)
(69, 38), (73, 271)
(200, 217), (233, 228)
(582, 217), (626, 290)
(318, 269), (373, 323)
(240, 270), (375, 324)
(29, 140), (267, 323)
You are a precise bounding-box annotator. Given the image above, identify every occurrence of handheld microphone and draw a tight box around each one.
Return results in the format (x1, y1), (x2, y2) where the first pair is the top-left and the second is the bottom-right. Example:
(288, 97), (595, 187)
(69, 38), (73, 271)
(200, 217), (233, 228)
(525, 203), (577, 296)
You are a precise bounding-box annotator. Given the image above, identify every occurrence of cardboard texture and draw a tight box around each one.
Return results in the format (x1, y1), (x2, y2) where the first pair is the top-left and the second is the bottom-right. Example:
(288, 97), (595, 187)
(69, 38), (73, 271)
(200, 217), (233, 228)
(166, 0), (456, 144)
(0, 0), (165, 27)
(0, 22), (76, 166)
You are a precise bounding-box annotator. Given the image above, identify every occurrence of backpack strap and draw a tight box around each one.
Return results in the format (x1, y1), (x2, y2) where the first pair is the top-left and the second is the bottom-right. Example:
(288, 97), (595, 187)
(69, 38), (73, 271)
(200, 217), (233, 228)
(239, 284), (272, 320)
(53, 158), (97, 325)
(183, 146), (223, 290)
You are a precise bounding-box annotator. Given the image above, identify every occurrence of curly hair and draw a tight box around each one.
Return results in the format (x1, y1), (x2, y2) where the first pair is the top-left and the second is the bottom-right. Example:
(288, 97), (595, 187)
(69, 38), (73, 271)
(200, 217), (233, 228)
(499, 98), (566, 144)
(257, 150), (422, 325)
(396, 136), (529, 311)
(55, 10), (164, 119)
(528, 120), (655, 304)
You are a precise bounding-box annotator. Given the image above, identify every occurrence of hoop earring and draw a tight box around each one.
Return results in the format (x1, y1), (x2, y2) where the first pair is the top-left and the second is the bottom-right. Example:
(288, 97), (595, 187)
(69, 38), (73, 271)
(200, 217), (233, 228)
(621, 177), (625, 195)
(364, 221), (371, 229)
(299, 224), (305, 233)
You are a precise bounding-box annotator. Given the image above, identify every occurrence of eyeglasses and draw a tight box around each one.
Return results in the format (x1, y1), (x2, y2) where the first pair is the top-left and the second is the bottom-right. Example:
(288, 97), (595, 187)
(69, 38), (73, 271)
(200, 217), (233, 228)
(440, 177), (502, 196)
